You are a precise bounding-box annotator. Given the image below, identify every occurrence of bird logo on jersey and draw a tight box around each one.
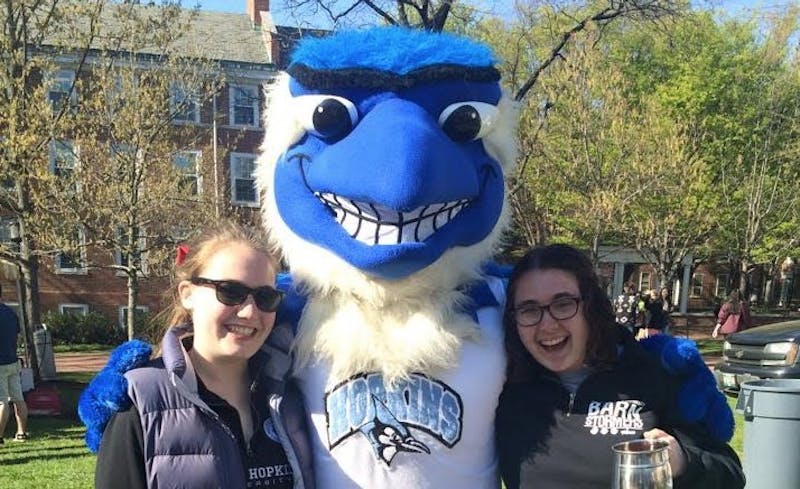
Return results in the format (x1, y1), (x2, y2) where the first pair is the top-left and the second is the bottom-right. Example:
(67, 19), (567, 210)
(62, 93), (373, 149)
(359, 394), (430, 466)
(325, 372), (463, 466)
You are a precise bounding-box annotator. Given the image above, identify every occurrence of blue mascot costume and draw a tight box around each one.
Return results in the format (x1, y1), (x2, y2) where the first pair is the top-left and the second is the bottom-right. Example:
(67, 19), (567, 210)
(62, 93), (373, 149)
(79, 27), (733, 488)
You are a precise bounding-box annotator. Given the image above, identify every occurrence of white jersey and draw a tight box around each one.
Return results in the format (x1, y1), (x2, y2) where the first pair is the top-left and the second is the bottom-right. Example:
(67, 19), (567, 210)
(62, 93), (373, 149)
(295, 279), (507, 489)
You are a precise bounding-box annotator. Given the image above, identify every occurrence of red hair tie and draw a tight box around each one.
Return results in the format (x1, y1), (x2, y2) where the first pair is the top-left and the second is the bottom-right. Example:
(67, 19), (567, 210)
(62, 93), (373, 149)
(175, 244), (190, 265)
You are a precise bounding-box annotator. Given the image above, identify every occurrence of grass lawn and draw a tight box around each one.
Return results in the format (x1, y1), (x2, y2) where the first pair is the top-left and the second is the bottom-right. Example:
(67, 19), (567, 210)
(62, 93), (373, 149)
(0, 371), (748, 488)
(696, 338), (724, 357)
(727, 396), (744, 460)
(0, 375), (95, 489)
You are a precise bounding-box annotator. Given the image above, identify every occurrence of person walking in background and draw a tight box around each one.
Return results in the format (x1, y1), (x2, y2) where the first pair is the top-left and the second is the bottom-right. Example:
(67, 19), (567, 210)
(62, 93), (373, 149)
(94, 222), (312, 488)
(645, 288), (672, 337)
(0, 284), (29, 443)
(496, 244), (744, 489)
(659, 287), (675, 334)
(613, 282), (639, 334)
(712, 289), (751, 339)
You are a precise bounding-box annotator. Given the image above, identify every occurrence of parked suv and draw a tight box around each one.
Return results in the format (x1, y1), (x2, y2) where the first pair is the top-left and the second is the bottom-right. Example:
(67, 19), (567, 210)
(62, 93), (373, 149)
(714, 319), (800, 394)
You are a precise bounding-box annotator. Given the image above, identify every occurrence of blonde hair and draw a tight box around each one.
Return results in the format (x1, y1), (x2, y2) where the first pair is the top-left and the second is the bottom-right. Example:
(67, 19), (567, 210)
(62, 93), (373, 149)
(158, 221), (278, 333)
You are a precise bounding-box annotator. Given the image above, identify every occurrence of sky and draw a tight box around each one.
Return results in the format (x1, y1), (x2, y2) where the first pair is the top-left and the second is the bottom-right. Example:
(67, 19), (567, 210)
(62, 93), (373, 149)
(194, 1), (795, 28)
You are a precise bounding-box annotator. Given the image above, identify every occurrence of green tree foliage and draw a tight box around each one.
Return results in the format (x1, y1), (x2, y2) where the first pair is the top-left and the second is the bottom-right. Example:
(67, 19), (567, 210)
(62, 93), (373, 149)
(0, 1), (227, 340)
(481, 2), (799, 299)
(617, 7), (800, 293)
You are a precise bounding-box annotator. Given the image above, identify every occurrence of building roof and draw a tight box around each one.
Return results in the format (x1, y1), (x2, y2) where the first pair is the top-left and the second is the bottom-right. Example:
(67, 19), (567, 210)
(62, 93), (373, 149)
(173, 9), (271, 65)
(43, 2), (273, 68)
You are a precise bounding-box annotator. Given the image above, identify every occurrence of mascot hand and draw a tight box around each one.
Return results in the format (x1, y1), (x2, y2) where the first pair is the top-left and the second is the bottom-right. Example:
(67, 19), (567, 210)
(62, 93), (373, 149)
(78, 339), (152, 453)
(639, 335), (734, 443)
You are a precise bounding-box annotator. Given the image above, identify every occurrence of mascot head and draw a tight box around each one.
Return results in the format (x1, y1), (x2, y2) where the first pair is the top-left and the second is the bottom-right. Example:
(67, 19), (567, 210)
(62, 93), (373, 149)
(256, 27), (517, 381)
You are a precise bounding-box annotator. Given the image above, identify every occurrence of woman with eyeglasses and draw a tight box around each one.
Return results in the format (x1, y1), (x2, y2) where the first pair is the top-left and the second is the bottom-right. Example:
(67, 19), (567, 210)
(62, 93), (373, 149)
(495, 244), (744, 489)
(95, 222), (312, 489)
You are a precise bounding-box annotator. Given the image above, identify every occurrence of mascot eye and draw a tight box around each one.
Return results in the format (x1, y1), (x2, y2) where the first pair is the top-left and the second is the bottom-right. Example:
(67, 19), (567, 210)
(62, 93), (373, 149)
(438, 101), (498, 142)
(295, 95), (359, 140)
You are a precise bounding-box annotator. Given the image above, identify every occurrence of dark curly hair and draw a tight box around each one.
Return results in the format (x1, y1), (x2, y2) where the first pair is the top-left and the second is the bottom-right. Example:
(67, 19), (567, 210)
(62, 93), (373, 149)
(503, 244), (620, 381)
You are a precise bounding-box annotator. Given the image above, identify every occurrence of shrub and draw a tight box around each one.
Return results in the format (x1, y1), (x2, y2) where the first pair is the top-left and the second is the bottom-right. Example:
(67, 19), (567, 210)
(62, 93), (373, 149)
(43, 311), (127, 345)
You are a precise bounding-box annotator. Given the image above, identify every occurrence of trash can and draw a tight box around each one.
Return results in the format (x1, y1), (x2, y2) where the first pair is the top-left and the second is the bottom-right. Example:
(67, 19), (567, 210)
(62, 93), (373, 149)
(33, 326), (57, 381)
(736, 379), (800, 489)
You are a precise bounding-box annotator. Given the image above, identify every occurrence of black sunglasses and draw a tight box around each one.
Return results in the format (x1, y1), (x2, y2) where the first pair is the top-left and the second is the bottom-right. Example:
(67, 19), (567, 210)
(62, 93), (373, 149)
(190, 277), (284, 313)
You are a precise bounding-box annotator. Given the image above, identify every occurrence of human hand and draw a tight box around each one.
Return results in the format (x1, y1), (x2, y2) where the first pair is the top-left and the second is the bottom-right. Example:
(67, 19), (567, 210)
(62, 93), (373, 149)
(643, 428), (686, 477)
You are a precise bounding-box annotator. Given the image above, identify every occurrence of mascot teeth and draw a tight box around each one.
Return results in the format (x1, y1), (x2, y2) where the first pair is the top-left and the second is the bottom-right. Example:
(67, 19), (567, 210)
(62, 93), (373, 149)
(315, 192), (470, 245)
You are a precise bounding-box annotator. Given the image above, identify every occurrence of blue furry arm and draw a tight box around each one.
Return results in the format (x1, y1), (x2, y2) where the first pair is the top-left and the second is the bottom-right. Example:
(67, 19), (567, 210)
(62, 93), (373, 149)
(639, 335), (734, 442)
(77, 339), (152, 453)
(276, 272), (306, 333)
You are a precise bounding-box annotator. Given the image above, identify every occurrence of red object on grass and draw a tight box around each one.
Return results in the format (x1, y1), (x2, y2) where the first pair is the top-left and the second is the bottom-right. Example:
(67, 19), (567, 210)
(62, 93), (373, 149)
(24, 384), (62, 416)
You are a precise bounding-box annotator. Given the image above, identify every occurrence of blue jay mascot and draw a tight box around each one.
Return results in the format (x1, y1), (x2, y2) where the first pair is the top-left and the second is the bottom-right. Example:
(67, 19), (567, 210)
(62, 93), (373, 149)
(79, 27), (733, 488)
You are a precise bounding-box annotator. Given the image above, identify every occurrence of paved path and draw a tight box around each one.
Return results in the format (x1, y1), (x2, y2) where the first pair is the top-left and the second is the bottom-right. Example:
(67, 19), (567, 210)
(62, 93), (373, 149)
(54, 352), (110, 373)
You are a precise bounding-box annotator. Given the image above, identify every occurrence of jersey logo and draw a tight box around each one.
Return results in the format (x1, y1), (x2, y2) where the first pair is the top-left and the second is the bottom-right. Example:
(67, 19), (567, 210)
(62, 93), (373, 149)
(263, 417), (281, 443)
(325, 372), (463, 466)
(584, 400), (644, 435)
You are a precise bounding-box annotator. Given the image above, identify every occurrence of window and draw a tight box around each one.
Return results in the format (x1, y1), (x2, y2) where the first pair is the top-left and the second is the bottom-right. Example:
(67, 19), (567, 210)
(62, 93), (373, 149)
(114, 228), (147, 273)
(110, 143), (139, 181)
(171, 84), (199, 123)
(0, 219), (20, 253)
(715, 274), (729, 298)
(115, 227), (148, 275)
(48, 70), (76, 112)
(59, 304), (88, 316)
(638, 272), (651, 293)
(56, 227), (86, 273)
(230, 153), (257, 206)
(690, 273), (704, 297)
(119, 306), (149, 329)
(50, 140), (76, 178)
(173, 151), (202, 195)
(229, 85), (259, 127)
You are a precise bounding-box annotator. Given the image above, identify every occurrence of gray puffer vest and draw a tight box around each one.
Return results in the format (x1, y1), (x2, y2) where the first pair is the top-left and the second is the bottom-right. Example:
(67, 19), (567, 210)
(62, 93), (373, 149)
(125, 323), (314, 489)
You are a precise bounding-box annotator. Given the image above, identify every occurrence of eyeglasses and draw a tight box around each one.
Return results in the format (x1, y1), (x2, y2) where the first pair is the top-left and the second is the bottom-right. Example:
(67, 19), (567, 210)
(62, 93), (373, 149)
(190, 277), (284, 313)
(512, 296), (582, 327)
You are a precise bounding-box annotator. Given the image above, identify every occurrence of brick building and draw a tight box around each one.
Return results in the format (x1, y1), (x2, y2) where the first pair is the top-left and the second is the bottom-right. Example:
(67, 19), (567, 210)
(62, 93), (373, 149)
(0, 0), (313, 332)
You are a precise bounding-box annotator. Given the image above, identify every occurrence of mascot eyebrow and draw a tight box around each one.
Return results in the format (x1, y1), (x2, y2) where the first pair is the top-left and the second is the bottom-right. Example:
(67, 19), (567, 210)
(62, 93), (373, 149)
(286, 27), (501, 90)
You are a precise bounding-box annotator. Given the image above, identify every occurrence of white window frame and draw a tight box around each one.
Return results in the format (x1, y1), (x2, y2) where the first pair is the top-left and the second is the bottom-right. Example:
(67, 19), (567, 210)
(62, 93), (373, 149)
(638, 272), (652, 294)
(50, 139), (78, 178)
(715, 274), (729, 298)
(115, 227), (148, 276)
(0, 218), (20, 253)
(172, 150), (202, 196)
(118, 305), (149, 330)
(55, 227), (87, 274)
(105, 73), (134, 115)
(690, 273), (704, 298)
(59, 304), (89, 316)
(230, 152), (258, 206)
(228, 84), (260, 128)
(48, 70), (76, 113)
(110, 142), (141, 181)
(170, 83), (200, 124)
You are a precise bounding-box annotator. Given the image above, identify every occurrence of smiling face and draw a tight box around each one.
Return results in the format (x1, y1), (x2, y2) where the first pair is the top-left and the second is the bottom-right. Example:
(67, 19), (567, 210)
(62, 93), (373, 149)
(513, 268), (590, 373)
(179, 242), (277, 364)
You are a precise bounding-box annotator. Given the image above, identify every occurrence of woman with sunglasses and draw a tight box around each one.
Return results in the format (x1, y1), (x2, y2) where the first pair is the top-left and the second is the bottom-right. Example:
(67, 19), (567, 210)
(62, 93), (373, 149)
(496, 244), (744, 489)
(95, 222), (312, 489)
